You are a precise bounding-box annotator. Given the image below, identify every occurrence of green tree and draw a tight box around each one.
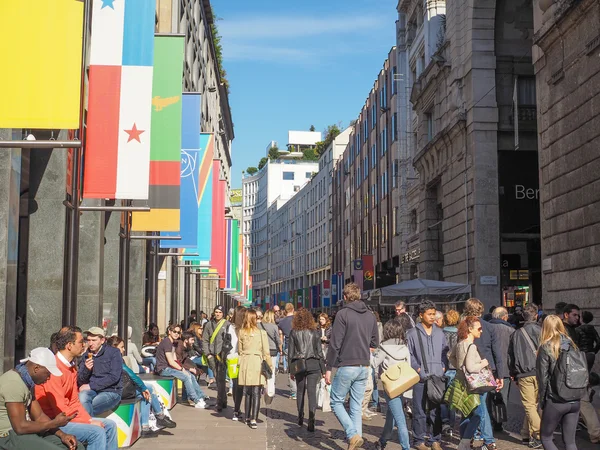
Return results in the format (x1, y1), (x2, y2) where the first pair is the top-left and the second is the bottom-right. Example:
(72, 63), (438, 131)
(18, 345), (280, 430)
(246, 167), (258, 175)
(302, 148), (319, 161)
(268, 146), (280, 160)
(258, 157), (268, 169)
(314, 124), (342, 156)
(309, 125), (316, 132)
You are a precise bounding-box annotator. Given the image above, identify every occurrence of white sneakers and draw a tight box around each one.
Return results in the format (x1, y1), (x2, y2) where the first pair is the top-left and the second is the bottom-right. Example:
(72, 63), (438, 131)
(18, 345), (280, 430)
(194, 399), (207, 409)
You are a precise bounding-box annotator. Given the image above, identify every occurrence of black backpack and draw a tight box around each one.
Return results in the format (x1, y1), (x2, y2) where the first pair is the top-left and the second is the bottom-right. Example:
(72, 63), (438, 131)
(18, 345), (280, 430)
(220, 324), (233, 360)
(551, 344), (589, 403)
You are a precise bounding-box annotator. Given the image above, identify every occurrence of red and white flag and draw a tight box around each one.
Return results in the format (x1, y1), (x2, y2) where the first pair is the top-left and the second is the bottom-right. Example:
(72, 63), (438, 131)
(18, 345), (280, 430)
(83, 0), (155, 199)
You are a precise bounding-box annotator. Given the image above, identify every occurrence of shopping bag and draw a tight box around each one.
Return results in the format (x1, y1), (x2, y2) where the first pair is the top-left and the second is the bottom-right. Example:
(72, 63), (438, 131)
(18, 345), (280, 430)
(227, 355), (239, 379)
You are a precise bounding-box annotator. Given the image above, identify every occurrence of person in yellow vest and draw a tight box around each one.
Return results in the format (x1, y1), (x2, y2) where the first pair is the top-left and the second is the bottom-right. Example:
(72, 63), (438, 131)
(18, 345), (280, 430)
(202, 306), (231, 412)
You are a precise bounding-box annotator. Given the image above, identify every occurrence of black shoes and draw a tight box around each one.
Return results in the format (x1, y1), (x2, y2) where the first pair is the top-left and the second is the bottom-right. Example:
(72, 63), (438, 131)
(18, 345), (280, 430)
(156, 416), (177, 429)
(298, 414), (304, 427)
(141, 428), (159, 438)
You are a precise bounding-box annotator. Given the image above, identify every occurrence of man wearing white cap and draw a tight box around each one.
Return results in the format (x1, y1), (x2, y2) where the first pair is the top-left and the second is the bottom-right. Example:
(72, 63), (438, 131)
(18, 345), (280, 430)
(0, 347), (83, 449)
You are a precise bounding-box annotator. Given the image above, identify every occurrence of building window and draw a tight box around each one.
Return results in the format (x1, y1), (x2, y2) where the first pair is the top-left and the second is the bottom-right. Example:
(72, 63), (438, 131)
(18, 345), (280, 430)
(363, 120), (368, 142)
(392, 66), (398, 94)
(393, 207), (399, 235)
(392, 159), (399, 188)
(426, 112), (434, 141)
(410, 209), (418, 234)
(283, 171), (295, 180)
(518, 76), (537, 105)
(392, 113), (398, 141)
(371, 145), (376, 168)
(371, 103), (376, 129)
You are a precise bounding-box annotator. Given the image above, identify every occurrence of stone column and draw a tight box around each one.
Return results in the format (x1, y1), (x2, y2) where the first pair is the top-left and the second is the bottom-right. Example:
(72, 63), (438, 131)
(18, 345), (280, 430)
(0, 130), (21, 372)
(103, 210), (120, 333)
(128, 235), (145, 346)
(25, 135), (68, 351)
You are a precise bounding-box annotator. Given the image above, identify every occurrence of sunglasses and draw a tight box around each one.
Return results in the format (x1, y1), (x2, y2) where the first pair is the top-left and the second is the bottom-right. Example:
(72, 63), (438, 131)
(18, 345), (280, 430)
(476, 327), (483, 332)
(172, 330), (181, 335)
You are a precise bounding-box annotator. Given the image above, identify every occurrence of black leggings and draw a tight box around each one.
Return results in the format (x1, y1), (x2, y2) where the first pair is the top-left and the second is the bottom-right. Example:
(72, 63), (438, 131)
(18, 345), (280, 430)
(295, 369), (321, 417)
(241, 385), (261, 421)
(540, 399), (580, 450)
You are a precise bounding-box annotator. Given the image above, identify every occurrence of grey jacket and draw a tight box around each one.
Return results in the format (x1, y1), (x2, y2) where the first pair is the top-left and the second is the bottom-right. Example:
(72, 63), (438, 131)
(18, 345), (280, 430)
(374, 339), (411, 376)
(260, 322), (281, 353)
(202, 318), (231, 356)
(406, 323), (449, 380)
(488, 318), (515, 379)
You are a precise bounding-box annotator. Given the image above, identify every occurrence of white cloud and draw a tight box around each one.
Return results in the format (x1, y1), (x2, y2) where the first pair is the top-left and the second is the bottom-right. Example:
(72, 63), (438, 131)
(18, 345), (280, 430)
(222, 43), (319, 64)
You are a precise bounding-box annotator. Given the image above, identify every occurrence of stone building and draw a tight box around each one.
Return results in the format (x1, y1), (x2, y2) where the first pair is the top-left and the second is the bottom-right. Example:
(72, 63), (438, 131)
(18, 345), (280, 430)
(398, 0), (541, 309)
(533, 0), (600, 317)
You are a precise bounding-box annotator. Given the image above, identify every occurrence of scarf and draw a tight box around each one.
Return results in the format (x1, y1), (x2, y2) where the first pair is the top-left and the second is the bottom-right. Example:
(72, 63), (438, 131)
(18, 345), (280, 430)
(15, 364), (35, 391)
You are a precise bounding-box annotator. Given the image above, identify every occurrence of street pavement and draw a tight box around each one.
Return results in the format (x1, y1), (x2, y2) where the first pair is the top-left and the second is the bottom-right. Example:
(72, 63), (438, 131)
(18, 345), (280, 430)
(143, 373), (599, 449)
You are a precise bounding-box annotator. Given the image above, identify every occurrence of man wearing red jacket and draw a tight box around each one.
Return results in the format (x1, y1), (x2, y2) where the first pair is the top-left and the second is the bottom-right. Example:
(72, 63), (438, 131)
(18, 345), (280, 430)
(35, 327), (118, 450)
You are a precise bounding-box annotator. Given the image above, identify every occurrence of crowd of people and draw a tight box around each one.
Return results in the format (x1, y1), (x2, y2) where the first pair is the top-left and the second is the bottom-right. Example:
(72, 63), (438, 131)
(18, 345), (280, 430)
(1, 288), (599, 450)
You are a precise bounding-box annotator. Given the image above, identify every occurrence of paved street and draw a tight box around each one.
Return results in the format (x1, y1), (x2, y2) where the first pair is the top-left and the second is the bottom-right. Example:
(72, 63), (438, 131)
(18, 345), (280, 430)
(143, 374), (599, 449)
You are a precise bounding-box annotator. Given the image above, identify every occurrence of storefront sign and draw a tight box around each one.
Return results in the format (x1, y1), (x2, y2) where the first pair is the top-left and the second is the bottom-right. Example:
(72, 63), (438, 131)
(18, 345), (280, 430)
(480, 276), (498, 285)
(401, 248), (420, 264)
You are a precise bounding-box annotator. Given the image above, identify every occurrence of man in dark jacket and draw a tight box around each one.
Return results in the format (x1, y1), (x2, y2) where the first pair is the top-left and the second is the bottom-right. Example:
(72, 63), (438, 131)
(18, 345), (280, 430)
(489, 307), (516, 433)
(562, 304), (581, 345)
(406, 300), (448, 450)
(78, 327), (123, 416)
(463, 298), (504, 450)
(326, 283), (378, 450)
(508, 303), (542, 448)
(202, 305), (230, 412)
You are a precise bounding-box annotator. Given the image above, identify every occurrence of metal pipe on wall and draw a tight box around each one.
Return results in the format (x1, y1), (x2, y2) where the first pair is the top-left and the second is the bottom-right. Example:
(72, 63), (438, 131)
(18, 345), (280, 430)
(183, 262), (190, 326)
(117, 201), (131, 352)
(170, 255), (178, 325)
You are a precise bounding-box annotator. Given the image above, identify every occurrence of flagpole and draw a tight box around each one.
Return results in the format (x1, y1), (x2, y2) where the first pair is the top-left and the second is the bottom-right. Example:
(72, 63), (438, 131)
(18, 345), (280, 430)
(63, 0), (90, 326)
(117, 200), (132, 351)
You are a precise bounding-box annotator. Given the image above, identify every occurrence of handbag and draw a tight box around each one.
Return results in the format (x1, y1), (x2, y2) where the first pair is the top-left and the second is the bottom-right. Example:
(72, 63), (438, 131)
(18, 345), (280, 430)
(290, 358), (307, 376)
(378, 345), (420, 399)
(488, 391), (507, 423)
(416, 329), (447, 408)
(227, 355), (239, 379)
(443, 377), (481, 417)
(259, 330), (273, 380)
(462, 344), (497, 394)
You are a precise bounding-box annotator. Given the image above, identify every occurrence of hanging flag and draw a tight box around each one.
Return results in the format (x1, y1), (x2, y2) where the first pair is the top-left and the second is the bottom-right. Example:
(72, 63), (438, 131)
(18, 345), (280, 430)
(132, 35), (185, 231)
(331, 273), (338, 305)
(363, 254), (374, 291)
(211, 175), (227, 289)
(161, 95), (204, 248)
(353, 259), (364, 291)
(322, 280), (331, 307)
(225, 219), (240, 291)
(181, 133), (215, 259)
(0, 0), (84, 129)
(83, 0), (155, 199)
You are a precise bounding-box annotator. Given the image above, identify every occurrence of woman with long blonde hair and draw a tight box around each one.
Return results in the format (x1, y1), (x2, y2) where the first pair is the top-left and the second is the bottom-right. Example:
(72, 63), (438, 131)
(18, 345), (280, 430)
(536, 315), (581, 450)
(237, 309), (272, 429)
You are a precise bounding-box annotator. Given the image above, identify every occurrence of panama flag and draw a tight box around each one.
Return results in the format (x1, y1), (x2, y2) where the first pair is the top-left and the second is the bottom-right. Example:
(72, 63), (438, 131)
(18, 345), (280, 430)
(83, 0), (155, 199)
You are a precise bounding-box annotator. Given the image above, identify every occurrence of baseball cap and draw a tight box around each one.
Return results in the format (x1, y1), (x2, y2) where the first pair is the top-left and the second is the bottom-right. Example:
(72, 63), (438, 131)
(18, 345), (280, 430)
(214, 305), (224, 313)
(20, 347), (62, 377)
(86, 326), (106, 337)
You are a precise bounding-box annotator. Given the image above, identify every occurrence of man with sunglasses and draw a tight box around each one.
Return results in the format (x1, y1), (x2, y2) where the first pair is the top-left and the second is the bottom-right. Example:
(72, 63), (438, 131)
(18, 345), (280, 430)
(156, 325), (208, 409)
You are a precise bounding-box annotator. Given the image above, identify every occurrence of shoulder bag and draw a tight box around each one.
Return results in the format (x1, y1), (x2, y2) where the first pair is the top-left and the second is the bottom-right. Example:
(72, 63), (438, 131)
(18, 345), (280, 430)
(462, 343), (497, 394)
(378, 344), (420, 398)
(520, 327), (538, 354)
(259, 330), (273, 380)
(289, 332), (307, 376)
(416, 328), (447, 408)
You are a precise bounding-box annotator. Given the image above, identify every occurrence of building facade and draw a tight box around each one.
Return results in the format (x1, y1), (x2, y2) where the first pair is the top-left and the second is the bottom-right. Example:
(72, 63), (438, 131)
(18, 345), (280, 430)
(242, 158), (319, 305)
(395, 0), (540, 309)
(533, 0), (600, 317)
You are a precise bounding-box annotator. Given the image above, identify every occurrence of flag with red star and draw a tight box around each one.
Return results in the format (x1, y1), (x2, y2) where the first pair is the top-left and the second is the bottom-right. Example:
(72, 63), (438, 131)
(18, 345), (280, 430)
(83, 0), (155, 200)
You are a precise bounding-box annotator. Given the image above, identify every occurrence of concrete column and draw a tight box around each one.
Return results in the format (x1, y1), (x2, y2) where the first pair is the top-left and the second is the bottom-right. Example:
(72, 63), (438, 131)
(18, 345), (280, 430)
(0, 130), (21, 372)
(128, 234), (145, 346)
(103, 210), (120, 333)
(76, 200), (104, 330)
(25, 135), (68, 351)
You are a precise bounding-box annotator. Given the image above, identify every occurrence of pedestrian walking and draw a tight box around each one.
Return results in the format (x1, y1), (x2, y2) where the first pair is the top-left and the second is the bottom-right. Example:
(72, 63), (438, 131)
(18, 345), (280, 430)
(326, 283), (379, 450)
(441, 309), (460, 436)
(229, 306), (246, 421)
(202, 305), (231, 412)
(508, 303), (543, 448)
(288, 309), (326, 432)
(406, 301), (449, 450)
(537, 315), (588, 450)
(449, 316), (488, 450)
(318, 313), (332, 357)
(260, 310), (281, 404)
(278, 303), (297, 398)
(374, 315), (413, 450)
(237, 309), (273, 429)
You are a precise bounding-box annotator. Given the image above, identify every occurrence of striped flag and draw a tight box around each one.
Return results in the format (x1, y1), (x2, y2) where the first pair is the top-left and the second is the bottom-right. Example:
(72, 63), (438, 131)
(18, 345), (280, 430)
(83, 0), (155, 200)
(131, 35), (185, 231)
(0, 0), (84, 129)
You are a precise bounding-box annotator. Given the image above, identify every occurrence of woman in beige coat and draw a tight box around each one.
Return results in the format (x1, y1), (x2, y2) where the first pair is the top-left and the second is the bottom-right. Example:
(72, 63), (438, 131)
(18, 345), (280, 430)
(238, 309), (273, 429)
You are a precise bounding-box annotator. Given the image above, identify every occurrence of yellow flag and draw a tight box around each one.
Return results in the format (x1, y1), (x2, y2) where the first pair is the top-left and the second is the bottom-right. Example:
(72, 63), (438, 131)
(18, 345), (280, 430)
(0, 0), (84, 129)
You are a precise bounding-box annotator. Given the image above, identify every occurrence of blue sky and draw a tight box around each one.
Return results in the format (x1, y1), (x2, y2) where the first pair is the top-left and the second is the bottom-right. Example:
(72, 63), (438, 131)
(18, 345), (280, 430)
(212, 0), (398, 188)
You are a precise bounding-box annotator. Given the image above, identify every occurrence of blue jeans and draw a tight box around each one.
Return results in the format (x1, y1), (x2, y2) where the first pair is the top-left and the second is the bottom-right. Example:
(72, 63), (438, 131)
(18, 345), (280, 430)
(371, 367), (379, 407)
(61, 418), (118, 450)
(330, 366), (369, 440)
(479, 392), (496, 444)
(380, 392), (410, 450)
(412, 381), (443, 445)
(138, 385), (163, 427)
(78, 390), (121, 417)
(160, 367), (206, 403)
(460, 395), (483, 440)
(442, 370), (457, 428)
(141, 356), (156, 372)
